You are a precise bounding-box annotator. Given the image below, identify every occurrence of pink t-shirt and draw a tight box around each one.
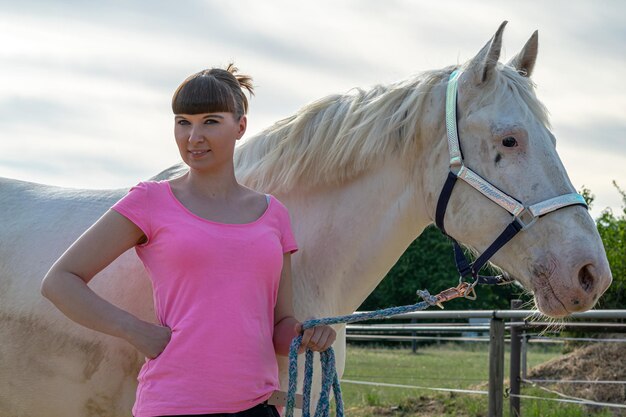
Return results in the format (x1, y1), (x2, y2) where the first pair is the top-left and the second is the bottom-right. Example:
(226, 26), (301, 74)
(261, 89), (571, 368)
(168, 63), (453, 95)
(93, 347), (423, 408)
(110, 180), (298, 417)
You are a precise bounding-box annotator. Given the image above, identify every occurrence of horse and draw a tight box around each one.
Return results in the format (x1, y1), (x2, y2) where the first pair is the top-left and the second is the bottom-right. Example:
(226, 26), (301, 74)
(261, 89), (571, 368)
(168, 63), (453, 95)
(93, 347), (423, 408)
(0, 22), (612, 416)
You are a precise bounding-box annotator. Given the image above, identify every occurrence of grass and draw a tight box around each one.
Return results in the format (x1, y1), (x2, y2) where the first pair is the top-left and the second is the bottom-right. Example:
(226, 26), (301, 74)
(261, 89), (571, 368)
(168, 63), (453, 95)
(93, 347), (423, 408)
(320, 343), (615, 417)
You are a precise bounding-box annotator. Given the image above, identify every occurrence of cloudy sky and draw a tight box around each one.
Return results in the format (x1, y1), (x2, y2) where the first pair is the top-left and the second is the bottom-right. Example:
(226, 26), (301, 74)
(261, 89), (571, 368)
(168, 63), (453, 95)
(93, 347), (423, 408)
(1, 0), (624, 218)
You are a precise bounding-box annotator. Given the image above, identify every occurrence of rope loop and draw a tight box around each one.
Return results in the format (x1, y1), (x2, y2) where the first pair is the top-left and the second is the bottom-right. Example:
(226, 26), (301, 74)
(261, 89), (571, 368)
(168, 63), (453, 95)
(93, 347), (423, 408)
(285, 287), (470, 417)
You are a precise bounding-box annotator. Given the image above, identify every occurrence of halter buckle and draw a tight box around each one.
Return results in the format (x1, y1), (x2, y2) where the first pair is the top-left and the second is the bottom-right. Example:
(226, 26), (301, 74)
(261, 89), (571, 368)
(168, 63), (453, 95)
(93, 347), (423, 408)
(432, 282), (477, 308)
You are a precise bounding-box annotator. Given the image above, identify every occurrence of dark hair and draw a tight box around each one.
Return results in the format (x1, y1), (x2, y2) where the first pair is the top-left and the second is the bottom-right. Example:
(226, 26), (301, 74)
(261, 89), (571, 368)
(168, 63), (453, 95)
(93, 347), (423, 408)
(171, 63), (254, 118)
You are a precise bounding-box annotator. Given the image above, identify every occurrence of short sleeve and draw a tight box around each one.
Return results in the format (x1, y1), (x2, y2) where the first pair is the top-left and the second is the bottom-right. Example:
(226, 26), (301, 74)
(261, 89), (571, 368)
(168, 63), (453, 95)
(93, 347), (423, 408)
(273, 197), (298, 254)
(110, 181), (151, 247)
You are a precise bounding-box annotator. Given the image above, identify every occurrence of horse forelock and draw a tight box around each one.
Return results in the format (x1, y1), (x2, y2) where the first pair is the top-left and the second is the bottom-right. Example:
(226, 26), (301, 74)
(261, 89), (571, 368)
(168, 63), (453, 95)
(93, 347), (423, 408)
(465, 63), (551, 130)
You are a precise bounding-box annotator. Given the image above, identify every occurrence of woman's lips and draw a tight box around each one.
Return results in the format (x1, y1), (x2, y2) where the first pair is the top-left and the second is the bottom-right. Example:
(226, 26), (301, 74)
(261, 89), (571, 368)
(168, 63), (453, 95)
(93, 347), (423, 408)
(189, 150), (210, 158)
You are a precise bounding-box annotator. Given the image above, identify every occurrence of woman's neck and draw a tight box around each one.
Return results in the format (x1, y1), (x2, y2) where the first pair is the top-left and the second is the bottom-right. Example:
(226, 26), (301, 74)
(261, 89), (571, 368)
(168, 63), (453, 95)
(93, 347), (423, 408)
(176, 167), (244, 200)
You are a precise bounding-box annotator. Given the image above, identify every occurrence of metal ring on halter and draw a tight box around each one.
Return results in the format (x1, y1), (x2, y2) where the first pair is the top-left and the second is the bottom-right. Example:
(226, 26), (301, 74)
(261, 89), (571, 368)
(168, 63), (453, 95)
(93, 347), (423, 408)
(464, 283), (478, 300)
(450, 160), (463, 175)
(513, 208), (537, 230)
(457, 274), (479, 299)
(495, 274), (515, 285)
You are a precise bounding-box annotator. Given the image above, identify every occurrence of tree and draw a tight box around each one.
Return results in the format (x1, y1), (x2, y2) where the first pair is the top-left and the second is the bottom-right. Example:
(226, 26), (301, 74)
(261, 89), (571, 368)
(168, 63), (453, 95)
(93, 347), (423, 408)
(593, 182), (626, 309)
(359, 226), (530, 311)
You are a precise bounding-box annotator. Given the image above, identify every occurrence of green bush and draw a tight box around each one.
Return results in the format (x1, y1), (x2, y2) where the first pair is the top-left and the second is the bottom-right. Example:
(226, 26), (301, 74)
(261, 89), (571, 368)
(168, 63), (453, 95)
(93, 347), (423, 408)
(589, 182), (625, 310)
(359, 224), (530, 312)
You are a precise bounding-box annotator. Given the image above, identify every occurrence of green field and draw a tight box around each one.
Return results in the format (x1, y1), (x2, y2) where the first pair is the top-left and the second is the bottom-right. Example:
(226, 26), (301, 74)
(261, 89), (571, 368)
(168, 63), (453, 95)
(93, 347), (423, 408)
(322, 343), (615, 417)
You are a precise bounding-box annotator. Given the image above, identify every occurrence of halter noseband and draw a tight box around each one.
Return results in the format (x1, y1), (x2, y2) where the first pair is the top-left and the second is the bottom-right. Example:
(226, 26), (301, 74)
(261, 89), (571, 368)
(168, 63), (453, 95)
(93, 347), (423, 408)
(435, 69), (588, 289)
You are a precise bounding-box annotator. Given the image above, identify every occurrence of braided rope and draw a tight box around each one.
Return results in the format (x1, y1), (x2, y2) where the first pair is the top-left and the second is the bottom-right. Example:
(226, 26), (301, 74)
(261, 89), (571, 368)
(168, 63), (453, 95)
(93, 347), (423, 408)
(285, 290), (439, 417)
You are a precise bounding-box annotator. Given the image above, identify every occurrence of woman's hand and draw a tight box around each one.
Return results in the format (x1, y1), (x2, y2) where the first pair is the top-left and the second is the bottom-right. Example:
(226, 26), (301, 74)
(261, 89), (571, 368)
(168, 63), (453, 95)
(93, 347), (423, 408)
(294, 320), (336, 354)
(125, 320), (172, 359)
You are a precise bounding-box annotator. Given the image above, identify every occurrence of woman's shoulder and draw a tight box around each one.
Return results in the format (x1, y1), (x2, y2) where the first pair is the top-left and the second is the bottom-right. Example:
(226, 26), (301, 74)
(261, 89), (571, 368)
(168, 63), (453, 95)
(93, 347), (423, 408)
(141, 179), (167, 187)
(121, 180), (168, 202)
(133, 179), (170, 193)
(263, 193), (292, 217)
(238, 187), (291, 219)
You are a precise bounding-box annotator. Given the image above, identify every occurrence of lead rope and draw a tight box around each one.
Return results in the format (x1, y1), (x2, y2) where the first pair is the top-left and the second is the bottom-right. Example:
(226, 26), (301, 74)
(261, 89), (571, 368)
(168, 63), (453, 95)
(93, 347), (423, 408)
(285, 284), (475, 417)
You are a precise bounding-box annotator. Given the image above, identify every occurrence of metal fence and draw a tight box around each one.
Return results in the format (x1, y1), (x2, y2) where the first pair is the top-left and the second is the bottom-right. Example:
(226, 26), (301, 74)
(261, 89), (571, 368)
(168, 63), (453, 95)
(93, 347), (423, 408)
(344, 303), (626, 417)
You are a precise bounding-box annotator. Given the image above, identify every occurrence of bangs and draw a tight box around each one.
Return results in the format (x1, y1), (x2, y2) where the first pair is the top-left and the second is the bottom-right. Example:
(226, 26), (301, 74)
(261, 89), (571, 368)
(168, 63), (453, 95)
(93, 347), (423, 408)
(171, 75), (237, 115)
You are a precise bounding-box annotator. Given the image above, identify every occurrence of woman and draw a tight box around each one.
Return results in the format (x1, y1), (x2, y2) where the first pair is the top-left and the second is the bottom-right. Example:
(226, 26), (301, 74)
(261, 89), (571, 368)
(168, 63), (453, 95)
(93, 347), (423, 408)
(41, 64), (336, 417)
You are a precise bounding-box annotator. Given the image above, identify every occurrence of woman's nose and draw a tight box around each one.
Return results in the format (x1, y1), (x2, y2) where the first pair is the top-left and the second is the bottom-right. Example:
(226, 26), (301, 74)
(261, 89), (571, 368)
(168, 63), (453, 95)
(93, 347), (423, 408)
(188, 127), (205, 144)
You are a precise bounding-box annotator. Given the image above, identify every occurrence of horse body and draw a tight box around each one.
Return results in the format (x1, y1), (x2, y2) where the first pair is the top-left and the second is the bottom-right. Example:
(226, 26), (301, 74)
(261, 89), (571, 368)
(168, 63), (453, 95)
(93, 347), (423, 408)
(0, 178), (154, 415)
(269, 160), (428, 398)
(0, 23), (612, 416)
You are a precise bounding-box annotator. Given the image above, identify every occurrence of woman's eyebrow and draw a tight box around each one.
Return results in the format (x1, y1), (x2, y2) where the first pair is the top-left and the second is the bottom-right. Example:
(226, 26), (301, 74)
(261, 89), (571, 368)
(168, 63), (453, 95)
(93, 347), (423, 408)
(174, 114), (225, 119)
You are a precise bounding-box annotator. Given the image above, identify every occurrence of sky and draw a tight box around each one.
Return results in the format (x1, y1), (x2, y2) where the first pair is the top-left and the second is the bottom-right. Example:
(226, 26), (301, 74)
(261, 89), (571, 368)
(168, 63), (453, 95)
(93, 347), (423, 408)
(1, 0), (624, 219)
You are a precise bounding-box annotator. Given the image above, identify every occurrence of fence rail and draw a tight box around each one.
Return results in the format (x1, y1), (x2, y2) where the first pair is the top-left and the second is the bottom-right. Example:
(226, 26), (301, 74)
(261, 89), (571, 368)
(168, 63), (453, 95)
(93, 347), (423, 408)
(357, 309), (626, 320)
(344, 305), (626, 417)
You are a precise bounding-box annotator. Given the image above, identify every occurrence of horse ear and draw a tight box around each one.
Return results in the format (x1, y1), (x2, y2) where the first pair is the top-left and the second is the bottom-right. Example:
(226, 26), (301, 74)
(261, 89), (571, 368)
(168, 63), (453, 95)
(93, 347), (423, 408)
(466, 21), (507, 85)
(507, 30), (538, 77)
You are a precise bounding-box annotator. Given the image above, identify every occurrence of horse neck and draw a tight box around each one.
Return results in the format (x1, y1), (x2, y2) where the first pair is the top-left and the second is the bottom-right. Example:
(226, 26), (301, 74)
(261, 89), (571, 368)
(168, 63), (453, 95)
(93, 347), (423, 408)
(282, 156), (435, 317)
(287, 87), (447, 316)
(239, 74), (448, 317)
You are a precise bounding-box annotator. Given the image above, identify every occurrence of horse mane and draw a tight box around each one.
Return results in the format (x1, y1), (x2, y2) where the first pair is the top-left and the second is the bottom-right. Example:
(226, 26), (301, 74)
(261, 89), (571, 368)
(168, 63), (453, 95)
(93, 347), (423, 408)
(151, 64), (550, 192)
(233, 68), (453, 193)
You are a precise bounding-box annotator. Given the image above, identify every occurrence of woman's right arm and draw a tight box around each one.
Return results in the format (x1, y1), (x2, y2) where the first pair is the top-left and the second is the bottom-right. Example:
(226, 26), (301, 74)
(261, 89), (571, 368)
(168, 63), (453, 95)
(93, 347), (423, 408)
(40, 209), (171, 359)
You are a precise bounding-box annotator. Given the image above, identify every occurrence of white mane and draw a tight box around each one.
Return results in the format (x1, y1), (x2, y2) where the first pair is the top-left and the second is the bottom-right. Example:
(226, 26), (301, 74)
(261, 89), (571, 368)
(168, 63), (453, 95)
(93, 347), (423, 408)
(233, 68), (451, 193)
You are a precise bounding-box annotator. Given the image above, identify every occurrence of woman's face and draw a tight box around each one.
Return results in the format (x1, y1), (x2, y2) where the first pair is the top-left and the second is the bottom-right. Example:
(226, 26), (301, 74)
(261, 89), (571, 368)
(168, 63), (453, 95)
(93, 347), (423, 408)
(174, 112), (246, 172)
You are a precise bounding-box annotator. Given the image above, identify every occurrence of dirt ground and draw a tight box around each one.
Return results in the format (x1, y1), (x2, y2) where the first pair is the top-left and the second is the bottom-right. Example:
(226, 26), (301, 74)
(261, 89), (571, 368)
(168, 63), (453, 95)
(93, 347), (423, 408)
(343, 395), (455, 417)
(527, 339), (626, 415)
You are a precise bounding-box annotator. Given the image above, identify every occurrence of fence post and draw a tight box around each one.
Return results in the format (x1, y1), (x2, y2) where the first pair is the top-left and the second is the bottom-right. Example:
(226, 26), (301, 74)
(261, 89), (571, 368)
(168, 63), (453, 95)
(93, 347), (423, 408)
(488, 317), (505, 417)
(509, 300), (523, 417)
(411, 317), (417, 354)
(521, 334), (528, 380)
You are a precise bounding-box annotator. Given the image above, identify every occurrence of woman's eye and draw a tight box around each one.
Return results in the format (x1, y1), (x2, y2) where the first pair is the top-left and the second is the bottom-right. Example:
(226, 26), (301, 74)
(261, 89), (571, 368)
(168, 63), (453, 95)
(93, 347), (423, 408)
(177, 120), (190, 125)
(502, 136), (518, 147)
(205, 119), (218, 124)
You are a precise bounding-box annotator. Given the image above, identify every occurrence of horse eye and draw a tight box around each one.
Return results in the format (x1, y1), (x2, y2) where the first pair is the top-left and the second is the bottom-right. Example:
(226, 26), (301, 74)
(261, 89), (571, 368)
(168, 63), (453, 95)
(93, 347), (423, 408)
(502, 136), (518, 148)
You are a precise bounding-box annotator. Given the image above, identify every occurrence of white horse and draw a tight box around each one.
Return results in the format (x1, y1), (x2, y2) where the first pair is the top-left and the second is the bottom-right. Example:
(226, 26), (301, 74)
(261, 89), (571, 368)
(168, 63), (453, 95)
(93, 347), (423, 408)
(0, 23), (611, 416)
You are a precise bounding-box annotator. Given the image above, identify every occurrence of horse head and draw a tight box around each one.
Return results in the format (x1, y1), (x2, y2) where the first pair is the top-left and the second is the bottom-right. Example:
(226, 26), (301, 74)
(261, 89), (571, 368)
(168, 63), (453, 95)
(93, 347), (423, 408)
(423, 22), (612, 317)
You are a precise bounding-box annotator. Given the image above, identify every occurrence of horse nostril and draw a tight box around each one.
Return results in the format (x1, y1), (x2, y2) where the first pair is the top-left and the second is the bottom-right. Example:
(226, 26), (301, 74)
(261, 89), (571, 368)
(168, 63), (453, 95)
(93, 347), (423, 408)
(578, 264), (595, 293)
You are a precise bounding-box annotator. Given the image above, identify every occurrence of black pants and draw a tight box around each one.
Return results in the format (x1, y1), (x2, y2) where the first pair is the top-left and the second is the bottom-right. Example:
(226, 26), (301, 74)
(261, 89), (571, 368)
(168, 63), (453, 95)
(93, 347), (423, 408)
(154, 400), (280, 417)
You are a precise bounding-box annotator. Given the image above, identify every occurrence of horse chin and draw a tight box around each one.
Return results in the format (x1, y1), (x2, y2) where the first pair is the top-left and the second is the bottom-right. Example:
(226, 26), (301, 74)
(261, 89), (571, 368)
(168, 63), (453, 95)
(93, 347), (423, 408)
(533, 287), (570, 318)
(487, 271), (569, 318)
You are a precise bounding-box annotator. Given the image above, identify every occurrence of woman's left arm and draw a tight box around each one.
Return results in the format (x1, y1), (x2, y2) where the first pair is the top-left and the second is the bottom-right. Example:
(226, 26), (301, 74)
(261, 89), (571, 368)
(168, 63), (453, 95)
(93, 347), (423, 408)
(273, 253), (336, 356)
